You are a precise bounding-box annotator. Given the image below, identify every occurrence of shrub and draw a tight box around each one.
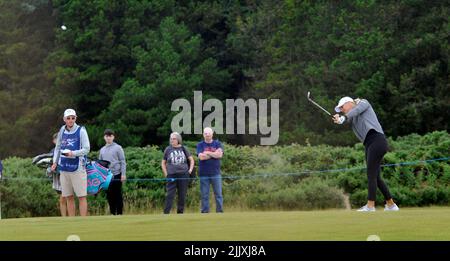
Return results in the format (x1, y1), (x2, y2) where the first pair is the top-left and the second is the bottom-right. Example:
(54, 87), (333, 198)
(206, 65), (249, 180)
(0, 131), (448, 218)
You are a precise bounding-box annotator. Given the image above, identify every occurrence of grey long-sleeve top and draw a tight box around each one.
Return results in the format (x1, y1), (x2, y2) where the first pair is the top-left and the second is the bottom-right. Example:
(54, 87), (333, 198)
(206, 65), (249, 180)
(345, 99), (384, 142)
(99, 142), (126, 177)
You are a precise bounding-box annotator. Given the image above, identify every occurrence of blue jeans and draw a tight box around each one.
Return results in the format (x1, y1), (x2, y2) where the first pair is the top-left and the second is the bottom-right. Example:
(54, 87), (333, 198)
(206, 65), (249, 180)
(200, 175), (223, 213)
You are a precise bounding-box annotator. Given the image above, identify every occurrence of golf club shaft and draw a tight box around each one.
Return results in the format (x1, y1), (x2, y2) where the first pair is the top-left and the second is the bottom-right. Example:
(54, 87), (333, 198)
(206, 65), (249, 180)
(308, 98), (332, 116)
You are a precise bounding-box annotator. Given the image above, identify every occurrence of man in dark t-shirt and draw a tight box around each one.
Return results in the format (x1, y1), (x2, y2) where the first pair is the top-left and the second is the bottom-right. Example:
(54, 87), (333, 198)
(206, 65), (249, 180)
(196, 127), (224, 213)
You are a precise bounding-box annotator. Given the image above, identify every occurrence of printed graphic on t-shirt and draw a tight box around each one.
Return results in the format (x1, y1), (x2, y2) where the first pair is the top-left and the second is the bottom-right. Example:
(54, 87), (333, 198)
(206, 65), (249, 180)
(168, 150), (186, 165)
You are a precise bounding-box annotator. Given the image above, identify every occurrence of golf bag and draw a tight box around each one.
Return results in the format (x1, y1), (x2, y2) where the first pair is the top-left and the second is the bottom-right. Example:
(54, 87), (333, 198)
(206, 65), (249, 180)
(85, 159), (113, 195)
(32, 153), (113, 195)
(32, 152), (54, 169)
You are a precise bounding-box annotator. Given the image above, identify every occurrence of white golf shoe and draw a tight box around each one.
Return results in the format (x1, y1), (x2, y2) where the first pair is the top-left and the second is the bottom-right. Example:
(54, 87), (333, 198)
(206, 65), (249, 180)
(384, 203), (400, 211)
(357, 205), (376, 212)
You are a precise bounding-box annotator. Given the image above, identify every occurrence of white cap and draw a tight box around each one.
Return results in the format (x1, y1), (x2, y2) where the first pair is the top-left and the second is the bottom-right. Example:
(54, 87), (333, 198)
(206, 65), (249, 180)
(63, 109), (77, 119)
(335, 97), (354, 112)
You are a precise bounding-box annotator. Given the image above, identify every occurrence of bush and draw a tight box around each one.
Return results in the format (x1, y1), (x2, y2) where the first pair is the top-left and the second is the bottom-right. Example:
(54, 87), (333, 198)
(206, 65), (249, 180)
(246, 178), (345, 210)
(0, 131), (449, 218)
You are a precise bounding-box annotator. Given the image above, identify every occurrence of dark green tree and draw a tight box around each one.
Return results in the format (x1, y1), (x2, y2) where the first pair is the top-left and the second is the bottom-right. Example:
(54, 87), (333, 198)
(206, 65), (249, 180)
(0, 0), (61, 157)
(98, 17), (231, 147)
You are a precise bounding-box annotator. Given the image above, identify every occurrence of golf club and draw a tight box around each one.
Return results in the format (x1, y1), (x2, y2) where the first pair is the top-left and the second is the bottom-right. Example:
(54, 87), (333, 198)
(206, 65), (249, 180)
(307, 91), (332, 116)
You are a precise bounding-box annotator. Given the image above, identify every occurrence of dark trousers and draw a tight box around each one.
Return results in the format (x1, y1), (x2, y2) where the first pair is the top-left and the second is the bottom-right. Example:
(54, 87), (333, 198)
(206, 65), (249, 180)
(164, 172), (189, 214)
(364, 131), (392, 202)
(107, 174), (123, 215)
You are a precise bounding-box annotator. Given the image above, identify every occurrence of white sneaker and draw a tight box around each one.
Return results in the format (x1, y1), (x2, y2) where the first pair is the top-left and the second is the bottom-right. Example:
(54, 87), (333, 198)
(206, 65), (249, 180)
(357, 205), (376, 212)
(384, 203), (399, 211)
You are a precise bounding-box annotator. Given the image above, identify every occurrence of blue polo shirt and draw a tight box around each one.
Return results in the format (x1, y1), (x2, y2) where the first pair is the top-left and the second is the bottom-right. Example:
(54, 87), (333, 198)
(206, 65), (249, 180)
(196, 140), (224, 176)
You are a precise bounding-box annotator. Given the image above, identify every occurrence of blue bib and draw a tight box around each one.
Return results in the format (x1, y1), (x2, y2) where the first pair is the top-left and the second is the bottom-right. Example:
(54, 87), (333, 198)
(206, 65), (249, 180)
(58, 126), (83, 172)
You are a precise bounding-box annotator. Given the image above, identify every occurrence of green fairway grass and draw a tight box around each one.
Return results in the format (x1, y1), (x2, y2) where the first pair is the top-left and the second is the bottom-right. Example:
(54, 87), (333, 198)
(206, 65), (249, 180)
(1, 207), (450, 241)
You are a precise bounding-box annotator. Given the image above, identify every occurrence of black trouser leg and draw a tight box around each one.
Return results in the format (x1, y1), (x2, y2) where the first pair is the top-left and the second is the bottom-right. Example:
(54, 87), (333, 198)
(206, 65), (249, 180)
(376, 170), (392, 201)
(365, 136), (392, 201)
(107, 188), (115, 215)
(176, 173), (188, 213)
(107, 174), (123, 215)
(164, 175), (177, 214)
(107, 176), (117, 214)
(115, 177), (123, 215)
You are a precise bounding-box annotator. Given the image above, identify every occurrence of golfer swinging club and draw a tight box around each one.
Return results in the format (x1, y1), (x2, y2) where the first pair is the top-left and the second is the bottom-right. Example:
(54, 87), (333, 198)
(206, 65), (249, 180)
(333, 97), (399, 212)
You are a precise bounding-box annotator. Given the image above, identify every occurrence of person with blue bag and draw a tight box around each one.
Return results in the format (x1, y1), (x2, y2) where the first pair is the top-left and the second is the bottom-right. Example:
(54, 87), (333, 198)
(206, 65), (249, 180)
(51, 109), (90, 217)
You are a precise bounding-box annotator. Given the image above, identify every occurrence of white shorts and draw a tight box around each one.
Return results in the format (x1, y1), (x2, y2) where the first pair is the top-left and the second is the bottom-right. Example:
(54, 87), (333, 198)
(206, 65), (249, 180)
(60, 169), (87, 197)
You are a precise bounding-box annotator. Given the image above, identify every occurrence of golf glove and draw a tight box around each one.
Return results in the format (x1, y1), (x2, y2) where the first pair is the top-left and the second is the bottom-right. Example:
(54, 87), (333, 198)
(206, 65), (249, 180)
(337, 115), (346, 124)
